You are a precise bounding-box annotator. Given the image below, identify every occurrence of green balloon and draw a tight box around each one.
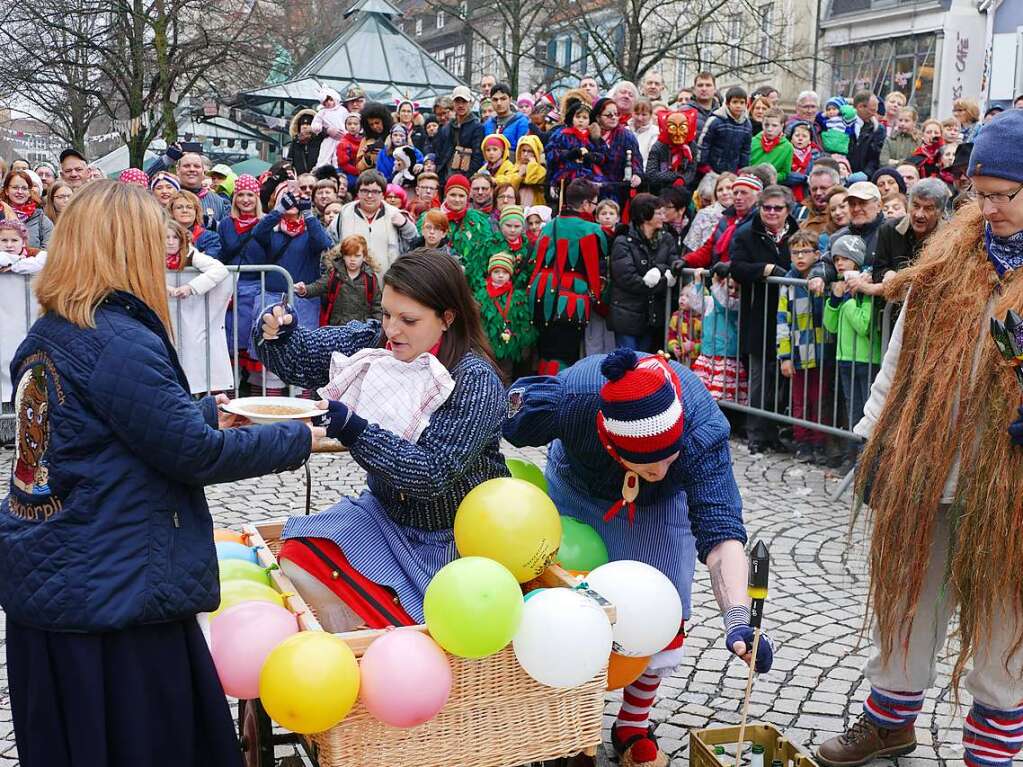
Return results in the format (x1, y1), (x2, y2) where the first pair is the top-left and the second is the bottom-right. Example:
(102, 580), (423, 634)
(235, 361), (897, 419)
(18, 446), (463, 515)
(557, 516), (610, 571)
(219, 559), (272, 587)
(423, 557), (523, 659)
(506, 458), (548, 493)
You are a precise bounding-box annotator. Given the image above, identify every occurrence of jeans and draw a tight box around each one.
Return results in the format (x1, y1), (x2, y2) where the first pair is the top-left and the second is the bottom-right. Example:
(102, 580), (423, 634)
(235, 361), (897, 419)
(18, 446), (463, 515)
(614, 332), (655, 353)
(746, 352), (779, 443)
(837, 360), (873, 432)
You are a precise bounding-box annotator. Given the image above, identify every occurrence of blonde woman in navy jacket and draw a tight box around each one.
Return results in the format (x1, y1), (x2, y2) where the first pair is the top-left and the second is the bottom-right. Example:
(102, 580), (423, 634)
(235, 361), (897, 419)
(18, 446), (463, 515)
(0, 181), (320, 767)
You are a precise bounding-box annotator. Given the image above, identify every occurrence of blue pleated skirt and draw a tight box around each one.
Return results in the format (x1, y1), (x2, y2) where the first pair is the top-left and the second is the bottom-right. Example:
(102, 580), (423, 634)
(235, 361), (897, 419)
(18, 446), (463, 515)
(545, 441), (698, 619)
(6, 616), (241, 767)
(282, 491), (456, 623)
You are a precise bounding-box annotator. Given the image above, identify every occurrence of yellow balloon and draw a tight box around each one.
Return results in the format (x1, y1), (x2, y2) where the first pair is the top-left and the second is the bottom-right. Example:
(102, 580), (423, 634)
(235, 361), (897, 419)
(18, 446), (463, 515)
(259, 633), (360, 734)
(212, 580), (284, 617)
(454, 478), (562, 583)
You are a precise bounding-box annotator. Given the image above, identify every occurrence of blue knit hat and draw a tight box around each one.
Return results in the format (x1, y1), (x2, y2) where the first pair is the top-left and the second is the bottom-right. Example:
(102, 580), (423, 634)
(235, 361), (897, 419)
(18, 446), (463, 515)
(968, 109), (1023, 183)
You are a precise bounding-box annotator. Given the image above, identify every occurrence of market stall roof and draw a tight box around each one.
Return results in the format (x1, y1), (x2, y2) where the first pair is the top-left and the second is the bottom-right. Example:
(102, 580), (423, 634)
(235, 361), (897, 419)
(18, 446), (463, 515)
(238, 0), (464, 117)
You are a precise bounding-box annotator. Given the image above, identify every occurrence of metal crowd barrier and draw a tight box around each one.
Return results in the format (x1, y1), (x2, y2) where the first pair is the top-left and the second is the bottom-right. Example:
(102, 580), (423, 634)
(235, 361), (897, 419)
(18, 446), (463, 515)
(1, 265), (295, 435)
(664, 268), (896, 442)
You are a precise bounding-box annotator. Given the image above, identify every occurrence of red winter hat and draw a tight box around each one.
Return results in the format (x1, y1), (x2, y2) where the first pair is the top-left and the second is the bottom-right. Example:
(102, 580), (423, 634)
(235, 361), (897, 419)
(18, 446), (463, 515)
(596, 349), (685, 464)
(234, 174), (260, 194)
(445, 174), (470, 195)
(118, 168), (149, 187)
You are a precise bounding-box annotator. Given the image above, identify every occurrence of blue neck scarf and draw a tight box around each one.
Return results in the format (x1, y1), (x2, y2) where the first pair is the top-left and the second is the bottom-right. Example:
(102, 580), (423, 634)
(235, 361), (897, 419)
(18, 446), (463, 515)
(984, 224), (1023, 277)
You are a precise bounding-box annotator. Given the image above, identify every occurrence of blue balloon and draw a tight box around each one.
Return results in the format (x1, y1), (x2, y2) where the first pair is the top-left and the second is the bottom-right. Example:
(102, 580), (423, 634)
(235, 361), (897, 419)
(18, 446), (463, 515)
(216, 541), (258, 564)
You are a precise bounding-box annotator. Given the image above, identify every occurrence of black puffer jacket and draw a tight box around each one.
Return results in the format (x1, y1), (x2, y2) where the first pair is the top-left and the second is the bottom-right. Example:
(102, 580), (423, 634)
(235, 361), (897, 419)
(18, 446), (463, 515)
(645, 141), (696, 194)
(609, 222), (676, 335)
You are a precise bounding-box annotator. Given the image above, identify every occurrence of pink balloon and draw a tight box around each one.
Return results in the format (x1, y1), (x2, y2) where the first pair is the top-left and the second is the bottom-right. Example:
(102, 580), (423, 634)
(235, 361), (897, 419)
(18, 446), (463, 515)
(210, 601), (298, 699)
(359, 628), (452, 728)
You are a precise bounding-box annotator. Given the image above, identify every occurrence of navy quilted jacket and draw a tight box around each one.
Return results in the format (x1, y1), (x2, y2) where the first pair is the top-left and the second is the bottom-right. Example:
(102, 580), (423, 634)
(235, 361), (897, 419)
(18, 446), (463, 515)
(697, 105), (752, 174)
(0, 291), (311, 632)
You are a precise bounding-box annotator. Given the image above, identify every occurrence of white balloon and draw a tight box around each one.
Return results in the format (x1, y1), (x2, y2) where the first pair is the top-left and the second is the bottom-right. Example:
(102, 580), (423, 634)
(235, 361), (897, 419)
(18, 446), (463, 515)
(513, 588), (613, 688)
(584, 560), (683, 657)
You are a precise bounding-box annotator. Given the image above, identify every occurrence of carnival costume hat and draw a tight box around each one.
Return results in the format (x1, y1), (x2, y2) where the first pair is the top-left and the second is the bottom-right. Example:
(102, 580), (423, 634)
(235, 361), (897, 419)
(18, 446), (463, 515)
(488, 252), (515, 275)
(595, 349), (686, 524)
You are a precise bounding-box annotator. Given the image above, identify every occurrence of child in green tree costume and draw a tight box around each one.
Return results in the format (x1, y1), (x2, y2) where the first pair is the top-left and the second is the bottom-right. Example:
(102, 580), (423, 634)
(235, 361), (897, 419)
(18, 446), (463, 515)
(418, 174), (494, 291)
(477, 252), (537, 378)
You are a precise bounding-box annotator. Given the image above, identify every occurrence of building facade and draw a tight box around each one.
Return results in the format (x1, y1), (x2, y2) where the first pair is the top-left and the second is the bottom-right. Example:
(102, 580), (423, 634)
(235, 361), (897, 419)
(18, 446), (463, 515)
(984, 0), (1023, 106)
(819, 0), (988, 118)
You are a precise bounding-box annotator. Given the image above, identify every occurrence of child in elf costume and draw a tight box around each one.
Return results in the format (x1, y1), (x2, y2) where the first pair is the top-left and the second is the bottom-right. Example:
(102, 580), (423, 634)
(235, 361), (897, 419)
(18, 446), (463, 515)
(481, 134), (519, 187)
(476, 252), (537, 378)
(749, 107), (793, 184)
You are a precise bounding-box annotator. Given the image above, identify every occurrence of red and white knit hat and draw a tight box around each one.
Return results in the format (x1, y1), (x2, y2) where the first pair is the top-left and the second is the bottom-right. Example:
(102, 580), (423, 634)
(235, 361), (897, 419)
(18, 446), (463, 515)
(119, 168), (149, 187)
(732, 174), (763, 193)
(234, 174), (260, 194)
(596, 349), (685, 464)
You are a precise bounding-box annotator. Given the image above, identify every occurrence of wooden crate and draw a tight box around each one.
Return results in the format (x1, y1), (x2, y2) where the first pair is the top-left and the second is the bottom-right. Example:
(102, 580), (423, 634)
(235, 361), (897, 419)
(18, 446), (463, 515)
(690, 723), (818, 767)
(244, 520), (614, 767)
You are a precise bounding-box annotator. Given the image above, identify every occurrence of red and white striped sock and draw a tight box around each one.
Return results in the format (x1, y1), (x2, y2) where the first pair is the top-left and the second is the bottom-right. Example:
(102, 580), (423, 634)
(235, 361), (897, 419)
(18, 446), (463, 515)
(963, 700), (1023, 767)
(615, 671), (663, 762)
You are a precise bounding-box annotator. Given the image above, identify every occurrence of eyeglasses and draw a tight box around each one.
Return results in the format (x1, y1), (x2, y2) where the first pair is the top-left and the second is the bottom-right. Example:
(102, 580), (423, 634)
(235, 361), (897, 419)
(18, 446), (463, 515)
(417, 186), (438, 194)
(299, 184), (314, 192)
(7, 185), (30, 192)
(791, 248), (817, 256)
(761, 204), (787, 212)
(358, 188), (383, 196)
(974, 183), (1023, 207)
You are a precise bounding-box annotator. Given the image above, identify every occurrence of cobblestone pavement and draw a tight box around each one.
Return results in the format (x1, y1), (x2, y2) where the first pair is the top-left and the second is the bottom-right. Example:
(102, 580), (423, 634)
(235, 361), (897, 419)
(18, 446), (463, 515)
(0, 441), (1000, 766)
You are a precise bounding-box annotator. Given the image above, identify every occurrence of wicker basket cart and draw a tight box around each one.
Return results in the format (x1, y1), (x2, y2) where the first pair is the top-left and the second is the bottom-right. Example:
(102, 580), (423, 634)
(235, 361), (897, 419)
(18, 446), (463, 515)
(235, 520), (616, 767)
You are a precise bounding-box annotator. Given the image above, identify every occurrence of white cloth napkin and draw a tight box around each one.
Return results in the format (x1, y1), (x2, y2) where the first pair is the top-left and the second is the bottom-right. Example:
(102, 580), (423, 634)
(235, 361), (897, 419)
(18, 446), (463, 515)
(317, 347), (455, 442)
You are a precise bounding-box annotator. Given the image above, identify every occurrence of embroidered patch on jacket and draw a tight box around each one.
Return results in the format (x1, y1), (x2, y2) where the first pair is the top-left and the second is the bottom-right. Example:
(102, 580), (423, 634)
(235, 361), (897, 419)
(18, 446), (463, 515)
(9, 355), (65, 521)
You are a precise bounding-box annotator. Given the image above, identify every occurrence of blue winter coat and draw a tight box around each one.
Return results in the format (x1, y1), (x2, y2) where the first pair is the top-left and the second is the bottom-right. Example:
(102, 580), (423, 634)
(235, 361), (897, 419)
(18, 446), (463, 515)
(0, 291), (310, 632)
(218, 217), (268, 281)
(376, 145), (425, 181)
(194, 227), (222, 260)
(253, 210), (333, 292)
(697, 105), (752, 174)
(483, 111), (530, 151)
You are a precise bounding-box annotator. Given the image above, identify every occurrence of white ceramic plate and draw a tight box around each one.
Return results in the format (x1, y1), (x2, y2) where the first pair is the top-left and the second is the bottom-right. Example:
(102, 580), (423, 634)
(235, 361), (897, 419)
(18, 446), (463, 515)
(221, 396), (322, 424)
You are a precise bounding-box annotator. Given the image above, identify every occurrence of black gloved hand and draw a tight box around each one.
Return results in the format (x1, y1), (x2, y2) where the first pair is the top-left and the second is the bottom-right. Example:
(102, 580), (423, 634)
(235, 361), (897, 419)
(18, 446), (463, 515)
(669, 258), (685, 276)
(322, 400), (369, 445)
(711, 261), (731, 279)
(769, 264), (788, 278)
(566, 147), (583, 161)
(276, 191), (298, 213)
(165, 143), (184, 162)
(296, 196), (313, 214)
(1009, 406), (1023, 446)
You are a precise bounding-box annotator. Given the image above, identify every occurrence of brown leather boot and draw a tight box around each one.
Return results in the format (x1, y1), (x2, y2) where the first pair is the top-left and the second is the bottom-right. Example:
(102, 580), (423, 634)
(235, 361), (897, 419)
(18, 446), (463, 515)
(816, 713), (917, 767)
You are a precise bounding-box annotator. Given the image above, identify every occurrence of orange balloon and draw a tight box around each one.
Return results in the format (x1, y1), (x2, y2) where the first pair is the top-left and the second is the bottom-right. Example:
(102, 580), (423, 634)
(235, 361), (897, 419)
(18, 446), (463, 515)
(606, 652), (651, 690)
(214, 528), (246, 544)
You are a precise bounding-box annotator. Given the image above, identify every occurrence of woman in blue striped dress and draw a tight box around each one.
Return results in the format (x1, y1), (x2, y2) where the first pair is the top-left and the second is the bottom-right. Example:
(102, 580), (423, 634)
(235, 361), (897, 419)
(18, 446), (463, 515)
(504, 349), (775, 767)
(254, 249), (508, 627)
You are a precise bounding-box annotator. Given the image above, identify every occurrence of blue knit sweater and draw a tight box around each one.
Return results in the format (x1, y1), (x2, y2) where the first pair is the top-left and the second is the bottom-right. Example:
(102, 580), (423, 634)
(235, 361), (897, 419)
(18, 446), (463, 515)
(254, 319), (509, 530)
(503, 354), (745, 562)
